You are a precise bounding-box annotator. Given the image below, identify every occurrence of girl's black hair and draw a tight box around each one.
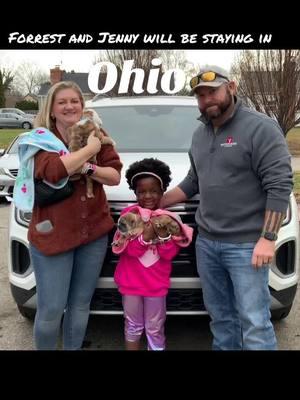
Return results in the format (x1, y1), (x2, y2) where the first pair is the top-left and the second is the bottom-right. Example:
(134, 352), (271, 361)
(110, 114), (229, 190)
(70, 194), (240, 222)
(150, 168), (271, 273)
(126, 158), (172, 192)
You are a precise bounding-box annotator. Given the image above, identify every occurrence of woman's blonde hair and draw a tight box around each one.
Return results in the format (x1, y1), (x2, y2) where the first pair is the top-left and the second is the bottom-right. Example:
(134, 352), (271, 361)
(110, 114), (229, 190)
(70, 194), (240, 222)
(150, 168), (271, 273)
(34, 81), (85, 130)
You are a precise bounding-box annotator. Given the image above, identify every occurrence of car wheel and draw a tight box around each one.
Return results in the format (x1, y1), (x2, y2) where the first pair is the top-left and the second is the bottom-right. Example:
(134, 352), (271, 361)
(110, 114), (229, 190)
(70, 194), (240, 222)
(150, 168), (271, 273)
(22, 122), (32, 129)
(17, 304), (36, 320)
(271, 304), (293, 321)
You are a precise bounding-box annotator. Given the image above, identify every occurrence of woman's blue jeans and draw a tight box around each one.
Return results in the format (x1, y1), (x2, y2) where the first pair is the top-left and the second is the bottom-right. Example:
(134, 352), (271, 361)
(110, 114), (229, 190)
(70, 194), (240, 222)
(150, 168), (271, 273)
(29, 235), (108, 350)
(195, 235), (277, 350)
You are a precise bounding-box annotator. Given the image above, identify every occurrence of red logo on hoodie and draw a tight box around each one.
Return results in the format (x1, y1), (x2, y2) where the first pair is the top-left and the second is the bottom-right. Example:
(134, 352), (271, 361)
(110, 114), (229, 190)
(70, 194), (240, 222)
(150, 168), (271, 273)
(226, 136), (233, 144)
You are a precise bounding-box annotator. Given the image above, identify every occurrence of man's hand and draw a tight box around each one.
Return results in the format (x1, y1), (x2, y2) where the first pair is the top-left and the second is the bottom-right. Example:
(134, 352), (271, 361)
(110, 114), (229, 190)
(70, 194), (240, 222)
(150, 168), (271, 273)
(251, 237), (276, 268)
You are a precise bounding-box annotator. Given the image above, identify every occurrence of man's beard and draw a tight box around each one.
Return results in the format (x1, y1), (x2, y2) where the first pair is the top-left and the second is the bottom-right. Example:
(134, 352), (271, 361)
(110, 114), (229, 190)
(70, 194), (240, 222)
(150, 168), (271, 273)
(201, 88), (233, 120)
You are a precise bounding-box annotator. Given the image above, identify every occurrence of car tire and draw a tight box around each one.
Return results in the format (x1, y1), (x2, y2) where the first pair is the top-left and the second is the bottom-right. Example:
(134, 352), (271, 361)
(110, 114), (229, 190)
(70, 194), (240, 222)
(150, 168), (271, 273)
(17, 304), (36, 320)
(22, 122), (32, 129)
(271, 304), (293, 321)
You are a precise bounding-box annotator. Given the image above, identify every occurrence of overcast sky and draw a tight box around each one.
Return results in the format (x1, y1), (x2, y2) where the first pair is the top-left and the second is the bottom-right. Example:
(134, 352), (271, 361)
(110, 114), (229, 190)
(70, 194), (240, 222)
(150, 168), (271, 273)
(0, 50), (241, 74)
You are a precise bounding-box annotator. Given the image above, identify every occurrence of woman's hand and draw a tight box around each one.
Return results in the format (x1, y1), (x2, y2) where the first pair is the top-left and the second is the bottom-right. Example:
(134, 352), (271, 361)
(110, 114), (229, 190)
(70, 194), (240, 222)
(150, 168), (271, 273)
(60, 132), (102, 176)
(86, 131), (101, 155)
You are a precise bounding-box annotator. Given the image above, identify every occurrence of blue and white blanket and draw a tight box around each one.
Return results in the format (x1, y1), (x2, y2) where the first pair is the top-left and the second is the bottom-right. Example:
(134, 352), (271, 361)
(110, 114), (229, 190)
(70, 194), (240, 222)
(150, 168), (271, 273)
(13, 127), (70, 212)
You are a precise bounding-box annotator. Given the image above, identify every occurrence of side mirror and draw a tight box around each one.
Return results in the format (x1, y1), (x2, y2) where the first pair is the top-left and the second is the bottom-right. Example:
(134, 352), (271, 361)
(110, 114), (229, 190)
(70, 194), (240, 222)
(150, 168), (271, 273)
(0, 148), (5, 157)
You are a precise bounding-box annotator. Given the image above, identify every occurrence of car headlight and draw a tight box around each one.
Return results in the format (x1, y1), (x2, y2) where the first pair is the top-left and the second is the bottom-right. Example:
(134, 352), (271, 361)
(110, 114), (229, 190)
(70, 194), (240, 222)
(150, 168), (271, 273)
(15, 207), (32, 227)
(0, 167), (6, 175)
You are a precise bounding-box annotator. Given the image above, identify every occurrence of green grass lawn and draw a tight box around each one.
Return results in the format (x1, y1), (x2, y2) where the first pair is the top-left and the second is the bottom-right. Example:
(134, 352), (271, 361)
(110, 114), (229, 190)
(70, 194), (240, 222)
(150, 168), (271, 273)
(293, 171), (300, 201)
(286, 127), (300, 156)
(0, 129), (27, 148)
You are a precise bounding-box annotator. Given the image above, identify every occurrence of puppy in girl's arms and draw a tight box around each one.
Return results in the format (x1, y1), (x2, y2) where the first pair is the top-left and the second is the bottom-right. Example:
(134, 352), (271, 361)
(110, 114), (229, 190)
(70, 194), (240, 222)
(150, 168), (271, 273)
(67, 108), (116, 198)
(117, 211), (181, 239)
(113, 209), (182, 250)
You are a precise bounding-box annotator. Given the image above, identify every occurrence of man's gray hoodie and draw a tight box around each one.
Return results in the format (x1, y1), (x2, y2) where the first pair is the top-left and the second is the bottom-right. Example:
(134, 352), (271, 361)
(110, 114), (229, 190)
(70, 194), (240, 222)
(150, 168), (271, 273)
(179, 98), (293, 242)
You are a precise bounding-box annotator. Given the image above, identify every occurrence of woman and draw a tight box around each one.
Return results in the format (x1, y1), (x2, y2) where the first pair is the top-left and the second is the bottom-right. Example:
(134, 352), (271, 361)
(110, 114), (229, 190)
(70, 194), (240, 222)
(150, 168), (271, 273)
(27, 81), (122, 350)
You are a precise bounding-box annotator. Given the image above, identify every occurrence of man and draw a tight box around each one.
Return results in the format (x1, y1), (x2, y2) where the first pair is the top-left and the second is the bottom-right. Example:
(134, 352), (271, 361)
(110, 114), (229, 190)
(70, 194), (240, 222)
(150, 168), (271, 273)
(161, 65), (293, 350)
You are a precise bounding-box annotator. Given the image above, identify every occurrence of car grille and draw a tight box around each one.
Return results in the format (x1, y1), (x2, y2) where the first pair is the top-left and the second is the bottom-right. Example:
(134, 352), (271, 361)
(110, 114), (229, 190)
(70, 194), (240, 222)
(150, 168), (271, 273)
(101, 200), (199, 278)
(90, 288), (205, 312)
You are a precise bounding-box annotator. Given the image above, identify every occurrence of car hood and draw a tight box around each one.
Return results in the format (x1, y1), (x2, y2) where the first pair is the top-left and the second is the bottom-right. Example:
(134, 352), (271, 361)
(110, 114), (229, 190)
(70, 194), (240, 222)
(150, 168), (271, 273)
(0, 153), (19, 170)
(105, 152), (191, 201)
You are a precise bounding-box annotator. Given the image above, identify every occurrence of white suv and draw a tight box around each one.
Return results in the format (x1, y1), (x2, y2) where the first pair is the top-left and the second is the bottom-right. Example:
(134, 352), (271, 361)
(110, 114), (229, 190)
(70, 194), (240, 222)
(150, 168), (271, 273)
(8, 96), (300, 320)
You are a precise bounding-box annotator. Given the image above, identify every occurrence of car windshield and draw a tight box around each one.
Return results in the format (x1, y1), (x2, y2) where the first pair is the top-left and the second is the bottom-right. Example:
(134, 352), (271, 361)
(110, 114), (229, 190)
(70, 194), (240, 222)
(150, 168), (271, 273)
(92, 105), (200, 152)
(7, 138), (19, 154)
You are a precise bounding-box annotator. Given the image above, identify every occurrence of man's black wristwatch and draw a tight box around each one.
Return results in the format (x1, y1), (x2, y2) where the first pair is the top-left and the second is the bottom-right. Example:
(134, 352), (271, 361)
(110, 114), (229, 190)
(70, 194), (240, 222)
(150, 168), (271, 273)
(261, 231), (278, 241)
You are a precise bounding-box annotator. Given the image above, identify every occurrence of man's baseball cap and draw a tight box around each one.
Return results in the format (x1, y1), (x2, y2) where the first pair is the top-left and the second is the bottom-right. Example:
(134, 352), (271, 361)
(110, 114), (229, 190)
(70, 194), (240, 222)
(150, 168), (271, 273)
(190, 65), (230, 94)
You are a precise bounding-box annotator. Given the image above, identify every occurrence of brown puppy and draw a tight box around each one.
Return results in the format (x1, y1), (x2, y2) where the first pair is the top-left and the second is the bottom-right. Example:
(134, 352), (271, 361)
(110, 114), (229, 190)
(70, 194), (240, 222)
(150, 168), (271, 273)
(67, 109), (115, 198)
(151, 215), (181, 237)
(82, 108), (103, 128)
(117, 212), (181, 239)
(117, 212), (145, 237)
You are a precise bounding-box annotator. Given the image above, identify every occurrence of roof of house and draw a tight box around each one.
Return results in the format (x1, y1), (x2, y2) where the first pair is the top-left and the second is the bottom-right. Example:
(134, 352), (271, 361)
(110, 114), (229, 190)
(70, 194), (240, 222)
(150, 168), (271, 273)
(38, 72), (93, 96)
(62, 72), (92, 93)
(23, 93), (38, 101)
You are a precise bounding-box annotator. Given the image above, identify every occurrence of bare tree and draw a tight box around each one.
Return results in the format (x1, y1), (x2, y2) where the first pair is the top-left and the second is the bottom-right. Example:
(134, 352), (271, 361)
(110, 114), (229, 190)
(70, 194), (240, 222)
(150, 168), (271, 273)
(12, 62), (49, 96)
(157, 50), (187, 71)
(0, 67), (14, 107)
(231, 50), (300, 136)
(157, 50), (196, 95)
(104, 50), (160, 70)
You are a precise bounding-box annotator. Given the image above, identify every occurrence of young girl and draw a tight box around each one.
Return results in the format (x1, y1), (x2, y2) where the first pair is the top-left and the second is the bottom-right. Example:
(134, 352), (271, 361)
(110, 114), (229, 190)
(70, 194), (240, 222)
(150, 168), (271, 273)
(112, 158), (193, 351)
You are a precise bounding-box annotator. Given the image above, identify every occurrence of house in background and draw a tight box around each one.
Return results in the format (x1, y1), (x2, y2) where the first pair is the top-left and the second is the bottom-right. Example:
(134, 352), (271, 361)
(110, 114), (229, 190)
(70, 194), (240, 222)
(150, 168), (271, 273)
(23, 93), (38, 104)
(4, 92), (23, 108)
(37, 66), (95, 110)
(5, 92), (38, 108)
